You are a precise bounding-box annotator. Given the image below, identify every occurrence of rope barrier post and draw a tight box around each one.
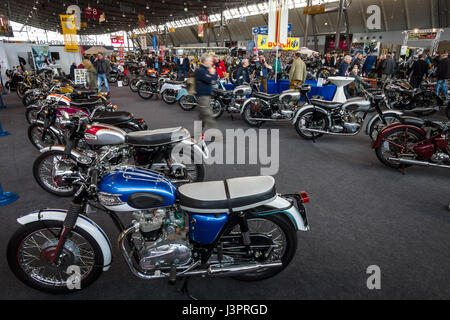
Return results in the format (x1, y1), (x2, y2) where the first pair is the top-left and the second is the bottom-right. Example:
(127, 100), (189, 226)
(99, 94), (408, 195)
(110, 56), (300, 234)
(0, 183), (18, 206)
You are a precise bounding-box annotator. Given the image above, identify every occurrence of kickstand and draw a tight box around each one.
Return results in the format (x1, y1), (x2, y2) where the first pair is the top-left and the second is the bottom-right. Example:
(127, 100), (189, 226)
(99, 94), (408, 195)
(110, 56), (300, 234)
(178, 276), (198, 300)
(312, 133), (316, 143)
(399, 164), (406, 175)
(230, 114), (234, 121)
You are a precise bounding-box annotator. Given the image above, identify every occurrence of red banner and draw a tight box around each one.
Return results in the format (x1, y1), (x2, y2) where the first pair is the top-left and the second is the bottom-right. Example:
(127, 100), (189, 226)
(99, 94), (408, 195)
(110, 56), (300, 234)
(198, 13), (209, 23)
(84, 7), (101, 19)
(119, 46), (124, 58)
(111, 35), (124, 44)
(138, 14), (146, 29)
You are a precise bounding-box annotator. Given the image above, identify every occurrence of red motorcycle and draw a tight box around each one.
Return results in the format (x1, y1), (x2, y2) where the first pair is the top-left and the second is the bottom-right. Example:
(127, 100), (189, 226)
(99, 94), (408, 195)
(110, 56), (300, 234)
(372, 116), (450, 170)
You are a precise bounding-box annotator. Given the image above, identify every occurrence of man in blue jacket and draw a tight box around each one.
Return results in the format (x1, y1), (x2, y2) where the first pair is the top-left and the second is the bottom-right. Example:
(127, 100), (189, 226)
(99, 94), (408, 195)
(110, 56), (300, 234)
(362, 52), (376, 76)
(195, 54), (218, 131)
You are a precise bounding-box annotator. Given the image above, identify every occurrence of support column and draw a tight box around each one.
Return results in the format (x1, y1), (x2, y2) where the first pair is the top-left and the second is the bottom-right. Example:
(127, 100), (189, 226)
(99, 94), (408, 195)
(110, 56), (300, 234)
(304, 0), (312, 47)
(335, 0), (345, 51)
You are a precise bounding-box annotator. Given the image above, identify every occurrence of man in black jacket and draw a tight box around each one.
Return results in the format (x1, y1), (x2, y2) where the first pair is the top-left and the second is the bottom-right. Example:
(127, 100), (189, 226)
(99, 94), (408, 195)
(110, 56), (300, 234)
(408, 55), (429, 88)
(94, 53), (112, 93)
(435, 52), (449, 99)
(195, 54), (218, 131)
(235, 59), (251, 85)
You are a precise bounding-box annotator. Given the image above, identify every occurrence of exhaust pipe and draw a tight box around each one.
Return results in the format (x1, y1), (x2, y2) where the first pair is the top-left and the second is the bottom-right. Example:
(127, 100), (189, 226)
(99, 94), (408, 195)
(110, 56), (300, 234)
(119, 224), (282, 280)
(299, 127), (359, 136)
(247, 117), (292, 122)
(387, 157), (450, 169)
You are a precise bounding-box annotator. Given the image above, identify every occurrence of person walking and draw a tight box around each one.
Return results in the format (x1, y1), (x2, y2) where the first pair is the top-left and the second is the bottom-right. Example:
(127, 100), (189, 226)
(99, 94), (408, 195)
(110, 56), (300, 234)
(381, 54), (395, 81)
(94, 53), (111, 93)
(195, 54), (218, 132)
(252, 53), (271, 93)
(435, 52), (449, 99)
(408, 54), (429, 88)
(288, 52), (306, 89)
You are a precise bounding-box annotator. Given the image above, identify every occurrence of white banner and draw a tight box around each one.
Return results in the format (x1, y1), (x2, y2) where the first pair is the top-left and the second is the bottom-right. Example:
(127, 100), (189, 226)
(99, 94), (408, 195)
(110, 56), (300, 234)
(268, 0), (289, 44)
(139, 35), (147, 51)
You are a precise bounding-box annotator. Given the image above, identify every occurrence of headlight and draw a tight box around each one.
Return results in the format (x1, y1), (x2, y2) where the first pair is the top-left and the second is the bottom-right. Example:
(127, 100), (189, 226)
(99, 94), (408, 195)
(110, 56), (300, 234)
(98, 192), (124, 206)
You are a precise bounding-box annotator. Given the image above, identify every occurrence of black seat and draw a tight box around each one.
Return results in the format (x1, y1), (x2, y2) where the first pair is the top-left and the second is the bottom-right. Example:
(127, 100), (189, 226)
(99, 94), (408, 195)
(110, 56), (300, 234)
(126, 127), (190, 146)
(310, 99), (343, 109)
(165, 80), (184, 85)
(92, 111), (132, 124)
(399, 116), (425, 127)
(213, 88), (233, 95)
(70, 98), (100, 107)
(178, 176), (276, 213)
(254, 92), (279, 100)
(74, 89), (98, 95)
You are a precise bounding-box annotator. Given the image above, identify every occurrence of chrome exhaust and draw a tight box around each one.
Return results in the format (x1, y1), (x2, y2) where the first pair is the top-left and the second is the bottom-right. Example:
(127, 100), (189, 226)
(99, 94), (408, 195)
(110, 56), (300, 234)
(299, 127), (359, 136)
(387, 157), (450, 169)
(247, 117), (292, 122)
(118, 224), (283, 280)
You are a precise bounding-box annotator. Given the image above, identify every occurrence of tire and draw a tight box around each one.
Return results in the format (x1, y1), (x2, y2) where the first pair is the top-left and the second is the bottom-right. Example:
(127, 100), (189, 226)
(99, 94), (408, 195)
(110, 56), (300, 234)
(367, 114), (401, 141)
(16, 83), (28, 99)
(130, 78), (140, 92)
(242, 103), (264, 127)
(230, 69), (238, 85)
(137, 83), (154, 100)
(178, 95), (197, 111)
(122, 76), (130, 86)
(33, 150), (77, 196)
(211, 99), (224, 119)
(7, 220), (103, 294)
(294, 109), (329, 140)
(25, 106), (40, 124)
(22, 92), (37, 107)
(375, 127), (425, 169)
(28, 123), (61, 150)
(221, 214), (297, 281)
(161, 90), (177, 104)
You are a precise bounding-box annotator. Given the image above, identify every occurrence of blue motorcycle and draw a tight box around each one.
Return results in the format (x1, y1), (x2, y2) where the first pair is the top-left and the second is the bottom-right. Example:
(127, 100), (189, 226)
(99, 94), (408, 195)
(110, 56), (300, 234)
(7, 166), (309, 294)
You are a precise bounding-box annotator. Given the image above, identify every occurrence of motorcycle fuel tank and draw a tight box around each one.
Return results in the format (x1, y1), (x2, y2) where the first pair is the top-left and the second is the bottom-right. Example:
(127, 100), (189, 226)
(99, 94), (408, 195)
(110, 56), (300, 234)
(233, 85), (252, 97)
(84, 123), (126, 146)
(279, 90), (301, 103)
(97, 167), (177, 211)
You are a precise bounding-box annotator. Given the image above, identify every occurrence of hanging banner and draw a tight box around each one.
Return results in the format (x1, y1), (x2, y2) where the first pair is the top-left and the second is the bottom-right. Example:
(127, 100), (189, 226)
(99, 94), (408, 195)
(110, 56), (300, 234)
(160, 45), (165, 59)
(198, 13), (208, 38)
(119, 46), (124, 58)
(268, 0), (289, 44)
(303, 4), (326, 15)
(31, 45), (51, 69)
(60, 15), (79, 52)
(169, 28), (175, 33)
(140, 35), (147, 51)
(84, 7), (101, 19)
(408, 32), (437, 41)
(111, 35), (124, 44)
(66, 5), (81, 29)
(198, 23), (204, 38)
(152, 36), (157, 51)
(0, 17), (14, 37)
(138, 14), (146, 29)
(257, 35), (300, 50)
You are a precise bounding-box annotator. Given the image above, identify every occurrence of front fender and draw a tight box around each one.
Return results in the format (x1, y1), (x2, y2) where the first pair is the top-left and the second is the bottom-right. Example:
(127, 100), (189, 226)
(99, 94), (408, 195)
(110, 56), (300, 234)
(365, 110), (404, 135)
(39, 145), (86, 160)
(34, 120), (63, 140)
(17, 209), (112, 271)
(371, 123), (426, 149)
(292, 104), (330, 124)
(264, 196), (309, 231)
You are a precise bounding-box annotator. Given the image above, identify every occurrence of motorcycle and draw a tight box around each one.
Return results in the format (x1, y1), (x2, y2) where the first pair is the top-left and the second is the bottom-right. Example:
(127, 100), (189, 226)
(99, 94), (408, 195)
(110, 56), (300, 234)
(372, 116), (450, 170)
(293, 87), (402, 141)
(27, 97), (147, 150)
(210, 81), (260, 119)
(7, 160), (309, 293)
(4, 67), (24, 92)
(159, 79), (185, 105)
(33, 111), (208, 196)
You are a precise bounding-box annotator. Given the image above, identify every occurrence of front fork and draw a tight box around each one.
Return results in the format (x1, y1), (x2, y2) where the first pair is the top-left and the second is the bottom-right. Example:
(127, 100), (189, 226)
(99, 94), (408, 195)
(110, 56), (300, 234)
(51, 186), (86, 263)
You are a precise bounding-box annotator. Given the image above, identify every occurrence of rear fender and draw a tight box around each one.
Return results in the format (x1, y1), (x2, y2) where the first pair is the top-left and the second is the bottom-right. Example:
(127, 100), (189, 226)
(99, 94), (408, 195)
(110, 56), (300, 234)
(292, 104), (330, 124)
(371, 123), (426, 149)
(365, 110), (403, 135)
(176, 88), (189, 101)
(261, 196), (309, 231)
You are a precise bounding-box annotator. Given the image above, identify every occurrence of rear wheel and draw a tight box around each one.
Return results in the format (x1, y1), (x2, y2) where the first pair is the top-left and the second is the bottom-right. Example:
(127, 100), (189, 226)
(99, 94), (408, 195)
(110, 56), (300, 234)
(7, 221), (103, 294)
(28, 123), (60, 150)
(242, 103), (265, 127)
(220, 214), (297, 281)
(122, 75), (130, 86)
(137, 83), (154, 100)
(178, 95), (197, 111)
(375, 127), (425, 169)
(130, 78), (140, 92)
(211, 99), (224, 119)
(368, 114), (401, 141)
(294, 109), (329, 140)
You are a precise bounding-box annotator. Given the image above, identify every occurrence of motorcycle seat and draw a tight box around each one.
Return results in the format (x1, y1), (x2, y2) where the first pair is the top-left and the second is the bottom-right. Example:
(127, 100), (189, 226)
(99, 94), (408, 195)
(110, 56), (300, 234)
(92, 111), (132, 124)
(75, 89), (98, 95)
(254, 92), (279, 100)
(310, 99), (343, 109)
(70, 98), (99, 107)
(165, 80), (184, 85)
(213, 88), (233, 95)
(178, 176), (277, 213)
(125, 127), (190, 146)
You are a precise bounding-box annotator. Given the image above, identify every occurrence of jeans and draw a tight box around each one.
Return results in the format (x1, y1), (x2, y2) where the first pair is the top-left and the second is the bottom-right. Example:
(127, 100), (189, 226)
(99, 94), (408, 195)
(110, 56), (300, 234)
(435, 80), (448, 98)
(97, 73), (109, 92)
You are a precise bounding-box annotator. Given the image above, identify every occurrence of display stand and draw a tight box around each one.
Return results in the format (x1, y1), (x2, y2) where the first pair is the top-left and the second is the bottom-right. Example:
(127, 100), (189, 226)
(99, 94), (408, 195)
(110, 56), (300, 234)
(328, 76), (355, 103)
(0, 183), (18, 206)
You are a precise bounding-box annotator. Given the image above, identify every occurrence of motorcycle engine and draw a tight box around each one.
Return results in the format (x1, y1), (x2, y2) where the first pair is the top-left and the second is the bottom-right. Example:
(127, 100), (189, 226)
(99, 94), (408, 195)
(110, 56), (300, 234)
(130, 208), (191, 270)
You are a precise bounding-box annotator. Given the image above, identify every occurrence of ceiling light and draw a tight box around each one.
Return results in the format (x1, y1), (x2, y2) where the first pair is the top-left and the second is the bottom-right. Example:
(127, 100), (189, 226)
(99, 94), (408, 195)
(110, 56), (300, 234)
(122, 12), (126, 17)
(146, 2), (149, 9)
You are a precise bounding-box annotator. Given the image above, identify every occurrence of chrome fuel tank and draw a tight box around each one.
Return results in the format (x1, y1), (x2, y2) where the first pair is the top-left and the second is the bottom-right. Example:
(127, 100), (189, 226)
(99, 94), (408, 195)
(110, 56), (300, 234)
(84, 123), (126, 146)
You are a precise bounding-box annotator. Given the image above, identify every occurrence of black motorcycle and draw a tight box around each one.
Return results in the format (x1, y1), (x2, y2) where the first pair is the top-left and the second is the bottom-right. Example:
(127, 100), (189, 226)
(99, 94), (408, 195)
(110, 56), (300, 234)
(4, 68), (24, 92)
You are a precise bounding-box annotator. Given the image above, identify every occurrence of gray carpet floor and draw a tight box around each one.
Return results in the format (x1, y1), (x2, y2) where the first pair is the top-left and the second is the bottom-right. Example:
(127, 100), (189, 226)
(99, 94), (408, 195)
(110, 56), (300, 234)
(0, 86), (449, 300)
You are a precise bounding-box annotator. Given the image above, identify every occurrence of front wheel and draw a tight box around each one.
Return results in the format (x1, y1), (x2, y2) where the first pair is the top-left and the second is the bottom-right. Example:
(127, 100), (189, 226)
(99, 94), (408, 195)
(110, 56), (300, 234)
(7, 220), (104, 294)
(33, 150), (77, 196)
(137, 83), (154, 100)
(28, 123), (61, 150)
(367, 114), (401, 141)
(220, 214), (297, 281)
(16, 83), (28, 99)
(122, 75), (130, 86)
(161, 90), (177, 104)
(129, 78), (140, 92)
(211, 99), (224, 119)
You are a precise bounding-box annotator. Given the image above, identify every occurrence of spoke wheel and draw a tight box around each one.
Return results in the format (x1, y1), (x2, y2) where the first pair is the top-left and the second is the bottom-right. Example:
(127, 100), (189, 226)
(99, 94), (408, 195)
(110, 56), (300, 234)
(28, 124), (60, 150)
(295, 110), (329, 140)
